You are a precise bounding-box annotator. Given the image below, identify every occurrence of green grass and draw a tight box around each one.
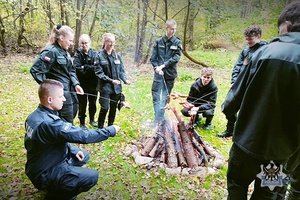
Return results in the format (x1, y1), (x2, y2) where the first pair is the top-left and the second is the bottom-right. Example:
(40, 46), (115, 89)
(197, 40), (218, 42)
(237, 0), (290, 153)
(0, 51), (237, 199)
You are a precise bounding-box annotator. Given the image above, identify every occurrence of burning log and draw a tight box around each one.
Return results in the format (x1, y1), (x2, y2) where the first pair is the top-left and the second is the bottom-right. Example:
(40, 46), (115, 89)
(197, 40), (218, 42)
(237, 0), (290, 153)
(164, 122), (178, 168)
(129, 107), (224, 174)
(191, 136), (208, 167)
(170, 118), (187, 167)
(140, 125), (160, 156)
(149, 134), (164, 158)
(169, 107), (198, 169)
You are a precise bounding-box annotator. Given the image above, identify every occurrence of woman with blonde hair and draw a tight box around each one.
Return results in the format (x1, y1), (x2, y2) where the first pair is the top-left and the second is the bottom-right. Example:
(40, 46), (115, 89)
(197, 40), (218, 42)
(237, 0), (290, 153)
(30, 24), (84, 123)
(95, 33), (130, 128)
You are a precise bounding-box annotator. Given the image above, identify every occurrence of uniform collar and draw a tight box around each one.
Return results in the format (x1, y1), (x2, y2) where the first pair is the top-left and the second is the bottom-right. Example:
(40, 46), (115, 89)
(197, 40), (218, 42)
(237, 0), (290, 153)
(163, 35), (176, 43)
(38, 104), (59, 116)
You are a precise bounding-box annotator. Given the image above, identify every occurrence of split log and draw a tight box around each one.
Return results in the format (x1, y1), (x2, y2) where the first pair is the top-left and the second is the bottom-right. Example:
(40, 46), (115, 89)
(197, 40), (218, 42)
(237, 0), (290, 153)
(149, 134), (164, 158)
(141, 125), (160, 156)
(189, 127), (215, 157)
(170, 107), (198, 169)
(191, 137), (208, 167)
(160, 148), (166, 163)
(164, 122), (178, 168)
(169, 118), (187, 167)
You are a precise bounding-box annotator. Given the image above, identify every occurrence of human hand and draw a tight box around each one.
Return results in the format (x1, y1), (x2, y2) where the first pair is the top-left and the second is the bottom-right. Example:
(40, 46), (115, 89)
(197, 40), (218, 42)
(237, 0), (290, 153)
(112, 80), (121, 85)
(155, 66), (164, 75)
(76, 151), (84, 161)
(75, 85), (84, 95)
(121, 101), (130, 109)
(125, 80), (131, 85)
(180, 101), (194, 109)
(112, 125), (120, 133)
(171, 92), (179, 99)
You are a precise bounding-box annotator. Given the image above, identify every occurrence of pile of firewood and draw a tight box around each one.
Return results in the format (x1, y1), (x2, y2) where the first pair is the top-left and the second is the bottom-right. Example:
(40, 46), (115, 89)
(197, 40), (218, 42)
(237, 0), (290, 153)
(125, 107), (225, 176)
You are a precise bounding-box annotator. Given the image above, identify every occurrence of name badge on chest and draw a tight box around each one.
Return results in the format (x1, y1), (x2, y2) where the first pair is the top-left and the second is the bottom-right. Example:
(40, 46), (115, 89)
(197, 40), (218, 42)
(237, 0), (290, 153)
(170, 45), (178, 50)
(114, 60), (120, 64)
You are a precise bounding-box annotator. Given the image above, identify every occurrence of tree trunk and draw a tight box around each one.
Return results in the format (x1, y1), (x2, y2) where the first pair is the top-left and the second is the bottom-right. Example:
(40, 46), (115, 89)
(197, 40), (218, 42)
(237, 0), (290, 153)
(89, 0), (101, 37)
(134, 0), (148, 63)
(134, 0), (141, 62)
(0, 16), (6, 52)
(182, 0), (209, 67)
(143, 0), (158, 64)
(164, 0), (168, 20)
(75, 0), (86, 50)
(186, 1), (196, 50)
(60, 0), (65, 24)
(42, 0), (54, 30)
(240, 0), (252, 18)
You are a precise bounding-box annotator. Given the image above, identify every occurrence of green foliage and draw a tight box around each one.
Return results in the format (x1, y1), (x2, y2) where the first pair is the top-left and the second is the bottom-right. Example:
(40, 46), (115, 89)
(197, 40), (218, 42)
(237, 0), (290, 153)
(0, 0), (288, 55)
(18, 62), (31, 73)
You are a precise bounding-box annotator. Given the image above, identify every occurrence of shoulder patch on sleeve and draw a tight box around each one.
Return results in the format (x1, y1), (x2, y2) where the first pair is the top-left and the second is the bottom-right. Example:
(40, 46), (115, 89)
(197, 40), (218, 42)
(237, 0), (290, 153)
(62, 122), (72, 133)
(41, 48), (54, 63)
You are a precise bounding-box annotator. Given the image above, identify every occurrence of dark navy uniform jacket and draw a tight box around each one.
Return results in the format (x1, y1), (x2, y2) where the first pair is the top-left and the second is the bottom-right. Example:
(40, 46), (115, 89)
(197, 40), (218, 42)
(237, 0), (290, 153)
(150, 35), (182, 80)
(73, 48), (98, 89)
(24, 104), (116, 189)
(95, 49), (128, 94)
(231, 40), (268, 84)
(30, 43), (80, 106)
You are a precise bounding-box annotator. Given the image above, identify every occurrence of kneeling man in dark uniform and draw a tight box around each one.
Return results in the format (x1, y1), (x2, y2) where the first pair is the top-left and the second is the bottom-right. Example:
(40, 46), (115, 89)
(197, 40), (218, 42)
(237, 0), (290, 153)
(24, 79), (120, 199)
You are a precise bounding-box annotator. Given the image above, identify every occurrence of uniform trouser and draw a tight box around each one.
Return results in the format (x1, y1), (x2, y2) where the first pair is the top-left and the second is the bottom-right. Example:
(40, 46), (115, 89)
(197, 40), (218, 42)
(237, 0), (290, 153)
(60, 91), (78, 124)
(286, 150), (300, 200)
(225, 113), (237, 133)
(98, 92), (120, 128)
(77, 88), (98, 125)
(227, 143), (289, 200)
(151, 77), (174, 122)
(181, 108), (214, 125)
(44, 150), (98, 200)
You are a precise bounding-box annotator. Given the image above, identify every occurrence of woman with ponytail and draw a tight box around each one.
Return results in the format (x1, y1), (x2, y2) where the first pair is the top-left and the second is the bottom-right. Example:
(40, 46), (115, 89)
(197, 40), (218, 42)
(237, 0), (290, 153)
(30, 24), (84, 123)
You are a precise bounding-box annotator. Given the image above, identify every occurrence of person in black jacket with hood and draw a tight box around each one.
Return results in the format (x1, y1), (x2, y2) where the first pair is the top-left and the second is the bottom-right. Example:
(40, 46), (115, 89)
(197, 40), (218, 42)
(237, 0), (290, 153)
(74, 34), (98, 129)
(179, 67), (218, 130)
(222, 2), (300, 199)
(217, 25), (267, 138)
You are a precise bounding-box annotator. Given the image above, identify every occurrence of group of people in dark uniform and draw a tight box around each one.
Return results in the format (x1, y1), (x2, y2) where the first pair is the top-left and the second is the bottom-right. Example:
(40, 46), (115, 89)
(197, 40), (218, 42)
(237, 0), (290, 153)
(27, 25), (129, 199)
(24, 1), (300, 199)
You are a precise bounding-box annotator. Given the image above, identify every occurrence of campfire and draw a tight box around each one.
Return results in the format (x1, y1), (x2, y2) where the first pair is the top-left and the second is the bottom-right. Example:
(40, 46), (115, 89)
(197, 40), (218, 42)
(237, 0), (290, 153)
(125, 107), (225, 177)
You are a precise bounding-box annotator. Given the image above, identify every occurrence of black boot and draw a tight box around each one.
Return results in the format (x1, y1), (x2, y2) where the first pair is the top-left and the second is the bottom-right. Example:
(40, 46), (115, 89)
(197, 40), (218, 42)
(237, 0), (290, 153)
(217, 130), (233, 138)
(89, 114), (97, 127)
(79, 117), (87, 130)
(202, 116), (212, 130)
(98, 109), (107, 128)
(217, 118), (234, 137)
(217, 126), (233, 138)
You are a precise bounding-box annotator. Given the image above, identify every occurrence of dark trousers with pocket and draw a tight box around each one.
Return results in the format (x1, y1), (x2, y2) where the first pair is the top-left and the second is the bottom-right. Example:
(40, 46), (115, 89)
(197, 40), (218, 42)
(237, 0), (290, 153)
(227, 143), (289, 200)
(44, 150), (98, 200)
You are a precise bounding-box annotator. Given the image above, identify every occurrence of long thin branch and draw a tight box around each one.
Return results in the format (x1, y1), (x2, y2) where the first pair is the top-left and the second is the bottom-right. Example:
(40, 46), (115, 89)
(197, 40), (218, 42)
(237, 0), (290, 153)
(182, 0), (209, 67)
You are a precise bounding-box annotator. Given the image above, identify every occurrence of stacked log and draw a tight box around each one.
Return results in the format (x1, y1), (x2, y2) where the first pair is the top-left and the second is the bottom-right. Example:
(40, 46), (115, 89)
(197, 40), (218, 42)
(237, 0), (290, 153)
(136, 107), (216, 169)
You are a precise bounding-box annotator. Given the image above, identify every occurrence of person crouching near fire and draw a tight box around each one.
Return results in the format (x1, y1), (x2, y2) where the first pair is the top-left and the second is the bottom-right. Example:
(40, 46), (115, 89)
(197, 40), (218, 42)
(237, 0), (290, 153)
(24, 79), (120, 199)
(176, 67), (218, 130)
